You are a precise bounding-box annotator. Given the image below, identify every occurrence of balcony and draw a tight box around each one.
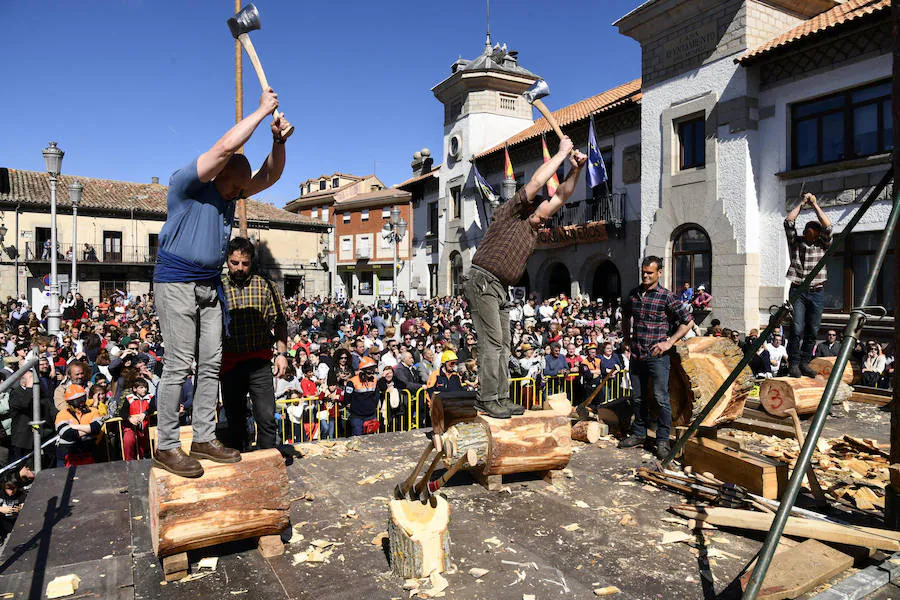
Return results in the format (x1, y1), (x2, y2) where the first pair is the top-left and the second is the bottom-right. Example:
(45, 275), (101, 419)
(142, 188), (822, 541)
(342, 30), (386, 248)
(24, 243), (159, 265)
(546, 193), (625, 229)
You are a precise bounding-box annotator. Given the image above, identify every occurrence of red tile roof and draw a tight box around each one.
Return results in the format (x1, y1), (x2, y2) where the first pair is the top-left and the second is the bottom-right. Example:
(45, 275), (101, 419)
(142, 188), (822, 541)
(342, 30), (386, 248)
(394, 165), (441, 189)
(474, 79), (642, 159)
(0, 168), (326, 228)
(739, 0), (889, 63)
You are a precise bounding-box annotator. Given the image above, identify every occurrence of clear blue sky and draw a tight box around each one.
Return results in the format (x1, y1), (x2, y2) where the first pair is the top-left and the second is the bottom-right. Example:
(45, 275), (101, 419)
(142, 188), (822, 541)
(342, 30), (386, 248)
(0, 1), (641, 207)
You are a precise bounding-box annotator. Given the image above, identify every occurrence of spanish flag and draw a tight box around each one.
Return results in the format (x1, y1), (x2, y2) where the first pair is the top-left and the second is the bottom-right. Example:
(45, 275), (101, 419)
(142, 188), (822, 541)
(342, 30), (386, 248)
(541, 134), (560, 198)
(504, 146), (514, 180)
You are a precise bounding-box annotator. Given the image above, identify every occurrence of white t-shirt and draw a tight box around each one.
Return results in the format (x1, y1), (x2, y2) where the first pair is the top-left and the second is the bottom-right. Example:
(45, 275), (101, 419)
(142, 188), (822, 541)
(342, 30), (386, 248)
(765, 343), (788, 373)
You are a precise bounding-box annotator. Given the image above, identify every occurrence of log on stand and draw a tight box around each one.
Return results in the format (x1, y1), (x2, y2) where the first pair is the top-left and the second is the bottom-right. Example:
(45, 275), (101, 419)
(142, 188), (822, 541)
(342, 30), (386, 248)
(430, 390), (478, 435)
(808, 356), (861, 385)
(668, 337), (755, 427)
(388, 495), (451, 579)
(760, 377), (853, 417)
(149, 448), (291, 557)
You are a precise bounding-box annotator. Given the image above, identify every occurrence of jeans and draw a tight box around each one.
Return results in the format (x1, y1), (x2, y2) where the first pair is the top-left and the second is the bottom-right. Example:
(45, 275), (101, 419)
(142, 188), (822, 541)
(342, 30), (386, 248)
(221, 357), (277, 450)
(154, 280), (221, 451)
(463, 266), (511, 404)
(349, 414), (375, 437)
(788, 285), (824, 366)
(629, 354), (672, 443)
(319, 418), (335, 439)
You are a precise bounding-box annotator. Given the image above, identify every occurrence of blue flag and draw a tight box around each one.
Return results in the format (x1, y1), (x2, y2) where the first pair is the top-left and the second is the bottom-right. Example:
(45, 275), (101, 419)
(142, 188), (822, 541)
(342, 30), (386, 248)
(586, 118), (608, 190)
(472, 163), (498, 205)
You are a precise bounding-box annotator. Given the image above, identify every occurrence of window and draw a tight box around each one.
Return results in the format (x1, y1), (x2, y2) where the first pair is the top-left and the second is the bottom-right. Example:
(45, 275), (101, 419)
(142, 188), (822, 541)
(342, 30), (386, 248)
(332, 177), (339, 188)
(340, 237), (352, 253)
(33, 227), (51, 259)
(100, 278), (128, 301)
(673, 226), (711, 291)
(148, 233), (159, 262)
(299, 187), (303, 197)
(450, 187), (461, 220)
(361, 209), (369, 221)
(358, 235), (372, 257)
(382, 207), (391, 219)
(678, 116), (705, 170)
(322, 207), (329, 221)
(342, 213), (350, 224)
(427, 202), (438, 235)
(792, 79), (892, 169)
(499, 93), (517, 112)
(450, 252), (463, 296)
(358, 271), (373, 295)
(307, 183), (311, 194)
(103, 231), (123, 262)
(311, 208), (319, 219)
(319, 180), (327, 191)
(823, 231), (894, 314)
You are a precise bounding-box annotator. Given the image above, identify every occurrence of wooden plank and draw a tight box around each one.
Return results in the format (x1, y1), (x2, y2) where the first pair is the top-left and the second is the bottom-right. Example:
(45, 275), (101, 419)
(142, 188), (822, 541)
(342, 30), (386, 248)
(849, 391), (890, 407)
(683, 437), (788, 499)
(672, 505), (900, 551)
(162, 552), (189, 582)
(723, 418), (795, 439)
(738, 539), (852, 599)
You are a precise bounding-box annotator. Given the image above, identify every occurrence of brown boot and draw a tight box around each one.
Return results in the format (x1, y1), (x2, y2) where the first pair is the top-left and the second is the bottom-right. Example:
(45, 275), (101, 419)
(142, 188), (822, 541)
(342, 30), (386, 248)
(190, 439), (242, 464)
(153, 448), (204, 478)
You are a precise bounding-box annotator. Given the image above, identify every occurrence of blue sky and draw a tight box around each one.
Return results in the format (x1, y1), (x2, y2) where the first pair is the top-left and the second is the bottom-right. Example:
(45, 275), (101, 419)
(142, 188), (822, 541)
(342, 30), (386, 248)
(0, 0), (642, 207)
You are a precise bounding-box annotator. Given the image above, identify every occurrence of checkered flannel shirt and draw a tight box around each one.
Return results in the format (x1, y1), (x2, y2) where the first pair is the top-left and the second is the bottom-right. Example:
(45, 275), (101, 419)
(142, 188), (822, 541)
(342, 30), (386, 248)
(622, 284), (692, 360)
(221, 274), (287, 354)
(784, 219), (832, 288)
(471, 187), (537, 286)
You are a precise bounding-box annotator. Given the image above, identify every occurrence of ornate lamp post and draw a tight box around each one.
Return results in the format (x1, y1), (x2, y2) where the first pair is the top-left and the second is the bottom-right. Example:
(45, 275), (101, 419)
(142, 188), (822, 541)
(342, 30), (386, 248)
(42, 141), (64, 335)
(383, 206), (408, 297)
(68, 181), (83, 293)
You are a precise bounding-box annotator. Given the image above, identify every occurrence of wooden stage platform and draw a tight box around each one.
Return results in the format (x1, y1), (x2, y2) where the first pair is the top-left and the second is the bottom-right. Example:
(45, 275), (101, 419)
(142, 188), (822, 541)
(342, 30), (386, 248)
(0, 404), (892, 599)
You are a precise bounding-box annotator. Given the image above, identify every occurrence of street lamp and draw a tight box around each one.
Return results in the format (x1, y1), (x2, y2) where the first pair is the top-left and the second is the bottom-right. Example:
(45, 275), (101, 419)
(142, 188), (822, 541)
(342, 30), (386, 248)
(42, 141), (64, 335)
(0, 223), (7, 255)
(383, 205), (408, 298)
(68, 180), (83, 294)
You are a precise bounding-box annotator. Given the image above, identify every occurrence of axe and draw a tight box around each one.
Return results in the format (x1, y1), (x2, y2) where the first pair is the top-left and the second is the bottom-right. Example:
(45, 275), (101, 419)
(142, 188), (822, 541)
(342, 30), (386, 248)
(523, 79), (574, 156)
(420, 449), (478, 505)
(412, 450), (446, 498)
(394, 442), (434, 500)
(228, 3), (294, 140)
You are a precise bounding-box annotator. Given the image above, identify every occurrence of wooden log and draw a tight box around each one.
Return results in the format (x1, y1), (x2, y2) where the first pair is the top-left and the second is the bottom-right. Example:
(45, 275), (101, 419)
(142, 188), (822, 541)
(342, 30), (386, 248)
(388, 496), (451, 578)
(441, 421), (488, 468)
(683, 436), (788, 500)
(543, 392), (572, 416)
(571, 420), (602, 444)
(668, 337), (755, 427)
(478, 412), (571, 476)
(808, 356), (861, 385)
(673, 504), (900, 551)
(149, 448), (290, 557)
(760, 377), (853, 417)
(430, 391), (477, 435)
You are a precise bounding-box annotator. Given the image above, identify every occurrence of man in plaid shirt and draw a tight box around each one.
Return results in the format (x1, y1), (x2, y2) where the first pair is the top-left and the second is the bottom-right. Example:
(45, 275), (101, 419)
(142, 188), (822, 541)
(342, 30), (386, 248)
(620, 256), (693, 459)
(220, 237), (290, 450)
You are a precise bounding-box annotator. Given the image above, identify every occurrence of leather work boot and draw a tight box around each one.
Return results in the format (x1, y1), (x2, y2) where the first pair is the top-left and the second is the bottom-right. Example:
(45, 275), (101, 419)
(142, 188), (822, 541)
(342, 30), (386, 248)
(153, 448), (204, 478)
(799, 363), (818, 378)
(617, 434), (647, 449)
(499, 397), (526, 416)
(474, 398), (512, 419)
(656, 441), (672, 461)
(190, 439), (242, 464)
(788, 364), (802, 378)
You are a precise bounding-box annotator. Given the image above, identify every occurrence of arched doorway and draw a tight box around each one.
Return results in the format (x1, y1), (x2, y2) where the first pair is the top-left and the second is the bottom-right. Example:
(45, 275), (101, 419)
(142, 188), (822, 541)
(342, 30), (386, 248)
(672, 225), (712, 291)
(449, 252), (463, 296)
(548, 263), (571, 298)
(592, 261), (621, 303)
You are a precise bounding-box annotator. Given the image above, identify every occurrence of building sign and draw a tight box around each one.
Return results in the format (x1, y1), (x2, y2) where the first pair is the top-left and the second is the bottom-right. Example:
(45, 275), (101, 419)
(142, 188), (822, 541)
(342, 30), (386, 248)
(663, 21), (718, 66)
(537, 222), (608, 249)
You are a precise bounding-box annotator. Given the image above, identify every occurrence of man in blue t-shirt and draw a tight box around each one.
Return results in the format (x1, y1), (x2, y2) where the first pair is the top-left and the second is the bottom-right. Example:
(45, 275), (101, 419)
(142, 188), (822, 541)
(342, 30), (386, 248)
(152, 88), (292, 478)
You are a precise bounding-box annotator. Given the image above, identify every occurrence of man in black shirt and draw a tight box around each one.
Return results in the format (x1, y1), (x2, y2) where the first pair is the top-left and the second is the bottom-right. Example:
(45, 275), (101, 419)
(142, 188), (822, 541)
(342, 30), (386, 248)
(815, 330), (840, 358)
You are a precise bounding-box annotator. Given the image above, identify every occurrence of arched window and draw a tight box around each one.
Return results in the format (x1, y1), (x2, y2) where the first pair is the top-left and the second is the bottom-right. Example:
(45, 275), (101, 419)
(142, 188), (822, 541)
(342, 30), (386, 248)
(673, 226), (711, 291)
(450, 252), (463, 296)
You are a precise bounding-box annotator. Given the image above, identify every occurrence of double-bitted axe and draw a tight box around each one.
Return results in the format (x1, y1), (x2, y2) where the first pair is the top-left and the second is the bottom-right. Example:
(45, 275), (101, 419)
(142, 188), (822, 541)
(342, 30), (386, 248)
(523, 79), (574, 156)
(228, 3), (294, 140)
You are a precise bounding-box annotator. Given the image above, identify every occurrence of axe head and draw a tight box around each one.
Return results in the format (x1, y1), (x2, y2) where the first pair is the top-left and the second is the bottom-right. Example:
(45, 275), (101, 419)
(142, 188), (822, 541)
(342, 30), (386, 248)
(523, 79), (550, 104)
(228, 3), (261, 39)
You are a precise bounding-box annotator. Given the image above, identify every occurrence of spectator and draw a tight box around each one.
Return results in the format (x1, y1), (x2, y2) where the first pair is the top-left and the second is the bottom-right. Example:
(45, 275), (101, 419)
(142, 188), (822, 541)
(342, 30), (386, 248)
(765, 334), (789, 377)
(815, 330), (840, 358)
(0, 471), (24, 541)
(121, 378), (155, 461)
(862, 345), (886, 387)
(692, 285), (712, 312)
(679, 282), (693, 313)
(54, 385), (103, 467)
(344, 357), (380, 436)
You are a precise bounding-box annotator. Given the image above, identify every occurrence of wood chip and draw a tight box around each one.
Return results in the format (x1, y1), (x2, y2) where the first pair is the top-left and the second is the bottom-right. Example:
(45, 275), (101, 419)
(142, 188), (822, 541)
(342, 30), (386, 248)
(661, 531), (693, 545)
(562, 523), (581, 532)
(468, 567), (490, 578)
(619, 514), (635, 526)
(594, 586), (621, 596)
(371, 532), (388, 546)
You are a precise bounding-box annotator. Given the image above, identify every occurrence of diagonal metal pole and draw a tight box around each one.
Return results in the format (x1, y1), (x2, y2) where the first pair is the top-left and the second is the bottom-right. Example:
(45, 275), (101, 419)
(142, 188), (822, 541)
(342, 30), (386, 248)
(743, 179), (900, 600)
(662, 169), (893, 468)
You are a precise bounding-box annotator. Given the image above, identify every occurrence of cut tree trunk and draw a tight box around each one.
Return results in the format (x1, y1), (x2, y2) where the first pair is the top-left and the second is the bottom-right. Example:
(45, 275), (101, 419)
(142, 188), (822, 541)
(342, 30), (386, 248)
(808, 356), (861, 385)
(543, 393), (573, 416)
(760, 377), (853, 417)
(479, 412), (571, 476)
(571, 420), (602, 444)
(388, 496), (451, 578)
(149, 448), (290, 557)
(667, 337), (755, 427)
(440, 421), (488, 468)
(430, 391), (478, 435)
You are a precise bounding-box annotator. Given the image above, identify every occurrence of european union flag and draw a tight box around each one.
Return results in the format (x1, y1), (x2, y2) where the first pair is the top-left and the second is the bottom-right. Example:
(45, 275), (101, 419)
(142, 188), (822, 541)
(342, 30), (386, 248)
(586, 117), (608, 191)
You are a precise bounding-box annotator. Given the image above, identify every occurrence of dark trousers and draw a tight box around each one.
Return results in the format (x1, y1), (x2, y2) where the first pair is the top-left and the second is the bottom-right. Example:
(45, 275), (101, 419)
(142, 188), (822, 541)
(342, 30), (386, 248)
(788, 285), (824, 367)
(221, 358), (277, 450)
(463, 266), (511, 404)
(349, 414), (375, 437)
(629, 354), (672, 444)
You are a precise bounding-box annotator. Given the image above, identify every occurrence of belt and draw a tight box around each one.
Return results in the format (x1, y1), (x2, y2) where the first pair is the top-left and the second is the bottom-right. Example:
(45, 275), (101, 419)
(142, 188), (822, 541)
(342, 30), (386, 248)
(469, 264), (501, 284)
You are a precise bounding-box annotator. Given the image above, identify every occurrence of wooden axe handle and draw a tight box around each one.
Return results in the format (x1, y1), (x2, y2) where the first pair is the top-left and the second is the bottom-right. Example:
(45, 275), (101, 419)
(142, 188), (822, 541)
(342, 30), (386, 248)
(237, 34), (294, 140)
(531, 98), (575, 156)
(413, 451), (445, 496)
(426, 449), (477, 495)
(395, 443), (434, 499)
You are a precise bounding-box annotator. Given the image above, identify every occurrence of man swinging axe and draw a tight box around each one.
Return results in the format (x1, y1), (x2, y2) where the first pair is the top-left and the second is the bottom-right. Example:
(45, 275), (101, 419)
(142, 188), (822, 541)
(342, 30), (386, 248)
(152, 89), (293, 478)
(464, 133), (587, 419)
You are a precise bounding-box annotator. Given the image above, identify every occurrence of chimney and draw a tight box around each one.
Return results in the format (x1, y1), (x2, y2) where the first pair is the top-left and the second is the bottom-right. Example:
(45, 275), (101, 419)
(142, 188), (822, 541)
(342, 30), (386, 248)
(151, 176), (159, 184)
(410, 148), (432, 177)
